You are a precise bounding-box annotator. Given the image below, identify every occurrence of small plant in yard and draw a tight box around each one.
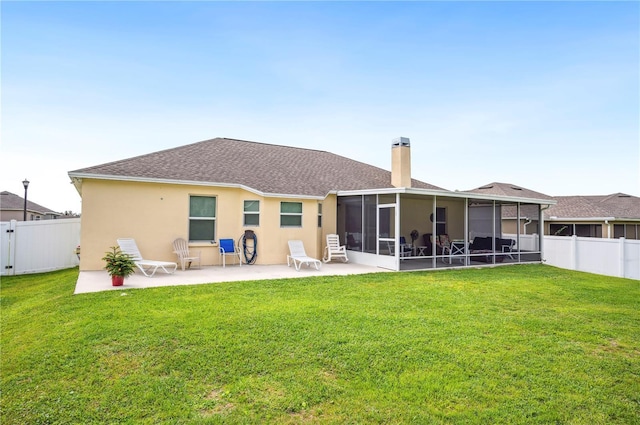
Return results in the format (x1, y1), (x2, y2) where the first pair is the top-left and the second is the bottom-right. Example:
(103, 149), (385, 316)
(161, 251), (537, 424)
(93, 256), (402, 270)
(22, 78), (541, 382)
(102, 246), (135, 283)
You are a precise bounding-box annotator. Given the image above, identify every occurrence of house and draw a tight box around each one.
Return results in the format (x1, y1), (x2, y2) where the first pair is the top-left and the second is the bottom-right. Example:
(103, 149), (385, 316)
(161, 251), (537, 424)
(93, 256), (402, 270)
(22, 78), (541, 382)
(468, 183), (640, 239)
(0, 191), (61, 221)
(68, 137), (554, 272)
(544, 193), (640, 239)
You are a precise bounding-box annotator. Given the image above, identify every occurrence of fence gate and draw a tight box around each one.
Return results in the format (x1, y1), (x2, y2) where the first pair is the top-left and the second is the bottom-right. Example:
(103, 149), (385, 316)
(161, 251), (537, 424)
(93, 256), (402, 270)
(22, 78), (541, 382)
(1, 221), (16, 276)
(0, 219), (80, 276)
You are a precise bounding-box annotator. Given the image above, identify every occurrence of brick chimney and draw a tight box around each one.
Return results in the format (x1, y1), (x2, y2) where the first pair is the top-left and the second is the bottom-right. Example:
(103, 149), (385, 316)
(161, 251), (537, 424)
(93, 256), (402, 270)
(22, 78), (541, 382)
(391, 137), (411, 188)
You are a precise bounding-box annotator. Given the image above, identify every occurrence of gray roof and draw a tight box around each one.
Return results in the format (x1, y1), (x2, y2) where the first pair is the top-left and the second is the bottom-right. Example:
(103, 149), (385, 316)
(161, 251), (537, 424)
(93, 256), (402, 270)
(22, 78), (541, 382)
(0, 191), (60, 215)
(466, 182), (554, 201)
(69, 137), (444, 197)
(486, 182), (640, 220)
(546, 193), (640, 220)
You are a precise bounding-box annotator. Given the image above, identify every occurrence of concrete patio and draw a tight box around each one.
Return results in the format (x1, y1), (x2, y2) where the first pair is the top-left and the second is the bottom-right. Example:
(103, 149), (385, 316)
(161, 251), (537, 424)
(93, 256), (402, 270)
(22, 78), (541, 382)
(74, 262), (390, 294)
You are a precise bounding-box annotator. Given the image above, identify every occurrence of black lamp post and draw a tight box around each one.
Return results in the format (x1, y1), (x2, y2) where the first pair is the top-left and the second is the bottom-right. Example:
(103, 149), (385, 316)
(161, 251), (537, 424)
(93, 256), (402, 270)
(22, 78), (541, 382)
(22, 179), (29, 221)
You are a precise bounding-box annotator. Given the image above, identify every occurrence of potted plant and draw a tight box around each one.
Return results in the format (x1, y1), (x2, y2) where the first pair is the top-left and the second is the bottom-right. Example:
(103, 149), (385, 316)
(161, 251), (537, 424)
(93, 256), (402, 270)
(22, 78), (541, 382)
(102, 246), (136, 286)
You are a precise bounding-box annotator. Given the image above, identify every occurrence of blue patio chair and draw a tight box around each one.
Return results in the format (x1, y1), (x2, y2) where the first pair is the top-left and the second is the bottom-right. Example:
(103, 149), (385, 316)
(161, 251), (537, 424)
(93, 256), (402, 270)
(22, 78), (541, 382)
(219, 238), (242, 267)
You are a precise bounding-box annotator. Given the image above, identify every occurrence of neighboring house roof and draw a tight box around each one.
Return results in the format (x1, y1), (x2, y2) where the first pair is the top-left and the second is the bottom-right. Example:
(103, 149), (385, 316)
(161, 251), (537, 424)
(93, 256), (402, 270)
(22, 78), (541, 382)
(0, 191), (60, 216)
(69, 137), (444, 198)
(466, 182), (554, 201)
(469, 182), (640, 221)
(546, 193), (640, 220)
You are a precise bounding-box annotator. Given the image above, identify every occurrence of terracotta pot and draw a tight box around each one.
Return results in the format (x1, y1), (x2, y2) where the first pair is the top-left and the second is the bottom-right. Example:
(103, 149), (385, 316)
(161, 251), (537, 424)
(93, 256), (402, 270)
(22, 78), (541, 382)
(111, 275), (124, 286)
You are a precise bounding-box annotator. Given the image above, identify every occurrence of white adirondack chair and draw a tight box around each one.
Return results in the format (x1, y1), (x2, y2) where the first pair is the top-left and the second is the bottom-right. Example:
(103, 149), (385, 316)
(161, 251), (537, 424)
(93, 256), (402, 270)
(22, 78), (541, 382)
(172, 238), (201, 271)
(323, 234), (349, 263)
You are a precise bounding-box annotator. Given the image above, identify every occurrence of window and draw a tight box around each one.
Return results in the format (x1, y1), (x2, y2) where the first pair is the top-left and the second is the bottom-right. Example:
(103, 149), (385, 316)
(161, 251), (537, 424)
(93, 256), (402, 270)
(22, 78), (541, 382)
(550, 223), (571, 236)
(575, 224), (602, 238)
(281, 202), (302, 227)
(430, 207), (446, 235)
(615, 224), (639, 239)
(244, 200), (260, 226)
(551, 223), (602, 237)
(189, 196), (216, 241)
(317, 203), (323, 227)
(614, 224), (625, 238)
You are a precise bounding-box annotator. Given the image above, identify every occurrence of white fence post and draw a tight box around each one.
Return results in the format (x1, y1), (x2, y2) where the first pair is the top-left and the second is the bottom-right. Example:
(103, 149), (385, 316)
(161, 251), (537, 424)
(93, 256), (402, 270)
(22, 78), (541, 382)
(570, 235), (577, 271)
(619, 237), (625, 278)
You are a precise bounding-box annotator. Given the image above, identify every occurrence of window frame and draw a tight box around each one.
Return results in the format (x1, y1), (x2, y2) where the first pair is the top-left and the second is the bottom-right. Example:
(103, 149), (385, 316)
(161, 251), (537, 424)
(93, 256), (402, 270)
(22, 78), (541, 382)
(243, 200), (260, 227)
(189, 195), (217, 242)
(435, 207), (446, 235)
(280, 201), (303, 227)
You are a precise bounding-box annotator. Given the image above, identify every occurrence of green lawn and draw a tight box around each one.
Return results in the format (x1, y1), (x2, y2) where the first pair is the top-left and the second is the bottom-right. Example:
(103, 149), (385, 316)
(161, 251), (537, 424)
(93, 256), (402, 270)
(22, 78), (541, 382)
(1, 265), (639, 424)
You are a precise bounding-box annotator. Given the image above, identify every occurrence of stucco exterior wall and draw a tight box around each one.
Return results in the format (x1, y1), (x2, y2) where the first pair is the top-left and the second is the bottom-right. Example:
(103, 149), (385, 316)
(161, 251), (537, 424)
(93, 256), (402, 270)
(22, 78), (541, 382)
(502, 219), (540, 235)
(502, 219), (519, 234)
(437, 198), (466, 240)
(78, 179), (336, 271)
(399, 197), (429, 239)
(1, 211), (25, 222)
(0, 210), (48, 221)
(514, 219), (539, 235)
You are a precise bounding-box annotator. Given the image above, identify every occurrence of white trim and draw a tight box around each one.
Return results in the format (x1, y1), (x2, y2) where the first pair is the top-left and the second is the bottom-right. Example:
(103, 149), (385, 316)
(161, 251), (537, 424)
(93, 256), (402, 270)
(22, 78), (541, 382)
(68, 173), (327, 200)
(68, 172), (556, 205)
(546, 217), (618, 222)
(337, 187), (556, 205)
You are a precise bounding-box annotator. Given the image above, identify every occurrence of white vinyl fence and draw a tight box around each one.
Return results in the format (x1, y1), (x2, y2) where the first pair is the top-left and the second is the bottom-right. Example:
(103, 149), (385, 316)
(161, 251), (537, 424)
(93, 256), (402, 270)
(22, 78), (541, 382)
(2, 221), (637, 279)
(1, 219), (81, 276)
(506, 233), (640, 280)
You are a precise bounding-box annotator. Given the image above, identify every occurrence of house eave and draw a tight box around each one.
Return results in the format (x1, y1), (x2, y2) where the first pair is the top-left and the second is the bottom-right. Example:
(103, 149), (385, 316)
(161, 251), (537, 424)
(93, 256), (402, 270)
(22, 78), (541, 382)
(546, 217), (624, 222)
(1, 209), (60, 215)
(337, 187), (556, 205)
(336, 187), (453, 197)
(67, 173), (327, 200)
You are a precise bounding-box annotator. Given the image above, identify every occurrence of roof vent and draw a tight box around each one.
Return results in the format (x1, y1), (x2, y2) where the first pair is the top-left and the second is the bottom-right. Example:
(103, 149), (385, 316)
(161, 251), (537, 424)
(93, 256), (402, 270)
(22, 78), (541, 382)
(391, 137), (410, 147)
(479, 185), (493, 190)
(510, 186), (523, 191)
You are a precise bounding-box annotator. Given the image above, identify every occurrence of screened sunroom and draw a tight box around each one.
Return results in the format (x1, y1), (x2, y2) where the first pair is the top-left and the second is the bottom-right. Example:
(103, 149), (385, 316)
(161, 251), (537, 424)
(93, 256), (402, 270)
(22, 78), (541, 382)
(336, 188), (551, 271)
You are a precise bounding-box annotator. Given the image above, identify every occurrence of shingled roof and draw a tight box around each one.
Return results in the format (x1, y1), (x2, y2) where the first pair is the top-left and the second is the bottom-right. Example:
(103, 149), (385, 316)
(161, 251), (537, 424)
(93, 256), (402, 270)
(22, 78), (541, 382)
(0, 191), (60, 215)
(467, 182), (640, 220)
(546, 193), (640, 220)
(466, 182), (554, 201)
(69, 137), (444, 197)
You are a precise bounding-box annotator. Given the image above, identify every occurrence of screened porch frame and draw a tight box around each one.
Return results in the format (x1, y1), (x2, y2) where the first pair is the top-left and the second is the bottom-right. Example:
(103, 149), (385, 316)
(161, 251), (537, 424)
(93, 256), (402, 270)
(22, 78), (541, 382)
(336, 187), (552, 272)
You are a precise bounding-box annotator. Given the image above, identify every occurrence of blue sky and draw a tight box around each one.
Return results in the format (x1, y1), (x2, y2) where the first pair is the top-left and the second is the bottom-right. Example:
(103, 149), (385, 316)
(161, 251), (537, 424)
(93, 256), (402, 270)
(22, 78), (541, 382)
(2, 1), (638, 213)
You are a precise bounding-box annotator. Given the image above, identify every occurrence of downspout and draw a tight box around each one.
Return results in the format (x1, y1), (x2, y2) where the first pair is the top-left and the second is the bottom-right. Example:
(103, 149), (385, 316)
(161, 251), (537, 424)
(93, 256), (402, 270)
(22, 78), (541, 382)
(604, 220), (610, 238)
(540, 204), (551, 235)
(523, 218), (532, 235)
